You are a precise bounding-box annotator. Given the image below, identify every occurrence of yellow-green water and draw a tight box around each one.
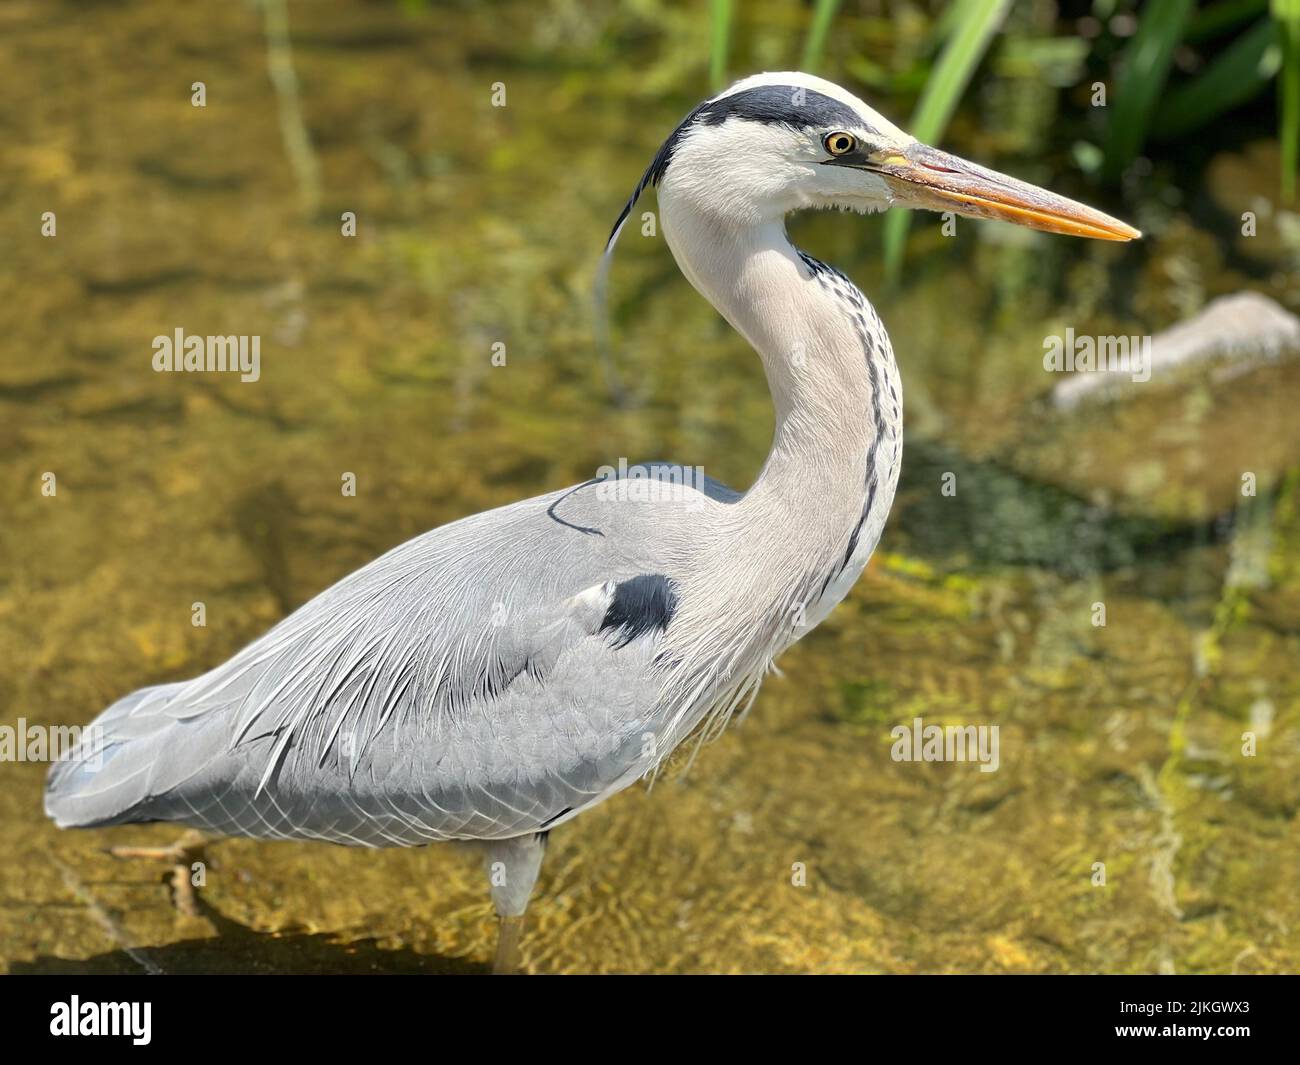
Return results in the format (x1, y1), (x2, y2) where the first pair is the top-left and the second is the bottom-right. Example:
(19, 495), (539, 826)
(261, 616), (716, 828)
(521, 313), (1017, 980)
(1, 0), (1297, 973)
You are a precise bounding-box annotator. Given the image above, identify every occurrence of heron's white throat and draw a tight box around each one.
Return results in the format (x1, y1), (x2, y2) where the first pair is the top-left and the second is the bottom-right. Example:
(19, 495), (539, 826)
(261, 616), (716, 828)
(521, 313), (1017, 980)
(658, 180), (904, 630)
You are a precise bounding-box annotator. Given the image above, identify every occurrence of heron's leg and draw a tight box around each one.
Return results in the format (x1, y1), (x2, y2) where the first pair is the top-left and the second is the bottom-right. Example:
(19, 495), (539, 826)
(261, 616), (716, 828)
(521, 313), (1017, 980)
(483, 832), (548, 975)
(107, 829), (209, 916)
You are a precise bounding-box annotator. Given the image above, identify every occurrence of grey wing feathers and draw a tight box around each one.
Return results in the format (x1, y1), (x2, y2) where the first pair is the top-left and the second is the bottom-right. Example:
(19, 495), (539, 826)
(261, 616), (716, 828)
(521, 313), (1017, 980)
(45, 474), (711, 846)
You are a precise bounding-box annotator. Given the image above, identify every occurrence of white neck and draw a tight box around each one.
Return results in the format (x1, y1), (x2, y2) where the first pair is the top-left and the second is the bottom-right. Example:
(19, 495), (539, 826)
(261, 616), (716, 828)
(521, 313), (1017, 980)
(660, 196), (904, 625)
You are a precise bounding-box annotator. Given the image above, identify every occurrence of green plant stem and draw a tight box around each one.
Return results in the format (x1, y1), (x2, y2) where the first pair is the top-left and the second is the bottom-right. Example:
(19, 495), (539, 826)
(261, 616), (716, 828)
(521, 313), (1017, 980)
(1279, 2), (1300, 201)
(801, 0), (842, 74)
(883, 0), (1011, 283)
(1101, 0), (1195, 184)
(710, 0), (734, 91)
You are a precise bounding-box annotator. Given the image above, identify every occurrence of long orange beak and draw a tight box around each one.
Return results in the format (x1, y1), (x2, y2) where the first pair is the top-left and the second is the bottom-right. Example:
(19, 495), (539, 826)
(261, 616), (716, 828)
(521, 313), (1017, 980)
(877, 142), (1140, 242)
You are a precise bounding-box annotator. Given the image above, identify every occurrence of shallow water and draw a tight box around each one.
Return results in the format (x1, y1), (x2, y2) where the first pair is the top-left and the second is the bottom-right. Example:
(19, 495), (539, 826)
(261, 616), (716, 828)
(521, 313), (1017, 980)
(1, 0), (1297, 973)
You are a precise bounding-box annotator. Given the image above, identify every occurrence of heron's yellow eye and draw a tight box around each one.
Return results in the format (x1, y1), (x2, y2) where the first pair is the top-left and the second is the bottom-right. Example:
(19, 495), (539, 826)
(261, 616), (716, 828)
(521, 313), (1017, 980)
(824, 131), (856, 156)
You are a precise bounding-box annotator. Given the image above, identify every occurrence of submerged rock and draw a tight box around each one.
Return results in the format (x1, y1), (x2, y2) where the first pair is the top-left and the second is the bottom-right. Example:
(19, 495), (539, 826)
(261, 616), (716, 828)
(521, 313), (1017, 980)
(1011, 293), (1300, 523)
(1052, 293), (1300, 410)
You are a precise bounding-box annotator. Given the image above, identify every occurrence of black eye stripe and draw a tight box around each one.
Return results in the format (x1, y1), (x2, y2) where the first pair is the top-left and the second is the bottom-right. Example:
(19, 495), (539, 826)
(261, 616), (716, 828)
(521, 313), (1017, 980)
(820, 144), (875, 169)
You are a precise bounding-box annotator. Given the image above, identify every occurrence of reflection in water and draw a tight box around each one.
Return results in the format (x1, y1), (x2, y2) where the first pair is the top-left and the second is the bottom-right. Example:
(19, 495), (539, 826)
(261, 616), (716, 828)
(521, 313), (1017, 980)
(0, 0), (1296, 973)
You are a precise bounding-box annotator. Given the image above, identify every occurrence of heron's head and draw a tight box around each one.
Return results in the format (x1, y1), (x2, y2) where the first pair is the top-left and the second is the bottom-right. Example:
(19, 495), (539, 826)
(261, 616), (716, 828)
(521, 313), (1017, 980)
(609, 71), (1138, 247)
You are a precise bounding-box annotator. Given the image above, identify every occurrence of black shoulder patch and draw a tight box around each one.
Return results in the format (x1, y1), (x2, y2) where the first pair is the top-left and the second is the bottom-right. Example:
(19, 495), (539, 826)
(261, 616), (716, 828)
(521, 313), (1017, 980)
(600, 574), (679, 648)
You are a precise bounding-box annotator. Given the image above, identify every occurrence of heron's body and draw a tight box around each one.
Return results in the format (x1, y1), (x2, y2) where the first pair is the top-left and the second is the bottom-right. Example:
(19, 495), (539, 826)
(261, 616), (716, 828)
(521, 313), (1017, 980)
(44, 237), (902, 845)
(45, 72), (1135, 969)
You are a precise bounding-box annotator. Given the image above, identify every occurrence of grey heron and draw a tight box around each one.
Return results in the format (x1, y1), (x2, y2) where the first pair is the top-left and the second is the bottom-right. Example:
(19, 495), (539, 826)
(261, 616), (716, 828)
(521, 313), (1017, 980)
(45, 72), (1138, 973)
